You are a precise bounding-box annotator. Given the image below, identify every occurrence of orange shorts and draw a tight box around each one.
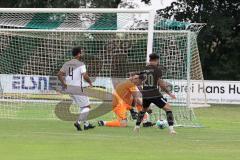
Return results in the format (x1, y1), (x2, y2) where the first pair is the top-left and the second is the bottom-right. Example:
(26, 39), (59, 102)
(113, 103), (132, 120)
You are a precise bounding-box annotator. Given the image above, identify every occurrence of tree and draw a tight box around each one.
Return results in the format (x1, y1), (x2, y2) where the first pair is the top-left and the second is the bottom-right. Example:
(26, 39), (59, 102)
(158, 0), (240, 80)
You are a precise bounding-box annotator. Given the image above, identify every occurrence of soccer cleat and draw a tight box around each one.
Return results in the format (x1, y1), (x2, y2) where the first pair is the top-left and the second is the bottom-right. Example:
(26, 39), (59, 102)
(84, 123), (95, 130)
(169, 130), (177, 135)
(98, 120), (104, 126)
(168, 126), (177, 135)
(74, 122), (82, 131)
(133, 125), (140, 133)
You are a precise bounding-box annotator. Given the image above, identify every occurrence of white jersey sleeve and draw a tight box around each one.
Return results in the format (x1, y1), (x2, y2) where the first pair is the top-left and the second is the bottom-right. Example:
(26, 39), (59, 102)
(60, 63), (67, 73)
(80, 64), (86, 74)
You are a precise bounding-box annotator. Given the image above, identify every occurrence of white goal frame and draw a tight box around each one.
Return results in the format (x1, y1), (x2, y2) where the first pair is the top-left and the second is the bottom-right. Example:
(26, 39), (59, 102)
(0, 8), (206, 125)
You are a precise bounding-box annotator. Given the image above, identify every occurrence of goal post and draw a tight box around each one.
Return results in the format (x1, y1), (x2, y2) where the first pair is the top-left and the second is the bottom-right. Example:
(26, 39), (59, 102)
(146, 10), (155, 63)
(0, 8), (205, 127)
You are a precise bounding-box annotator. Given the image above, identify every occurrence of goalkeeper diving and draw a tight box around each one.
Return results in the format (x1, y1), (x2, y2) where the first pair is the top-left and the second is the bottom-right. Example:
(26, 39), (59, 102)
(98, 73), (153, 127)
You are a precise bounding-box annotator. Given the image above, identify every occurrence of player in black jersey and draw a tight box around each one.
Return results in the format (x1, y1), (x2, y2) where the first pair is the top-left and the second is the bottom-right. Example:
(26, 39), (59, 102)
(134, 53), (177, 134)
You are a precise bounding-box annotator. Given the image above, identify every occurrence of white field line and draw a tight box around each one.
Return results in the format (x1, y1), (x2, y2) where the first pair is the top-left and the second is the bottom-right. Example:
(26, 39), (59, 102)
(0, 98), (190, 107)
(0, 98), (103, 104)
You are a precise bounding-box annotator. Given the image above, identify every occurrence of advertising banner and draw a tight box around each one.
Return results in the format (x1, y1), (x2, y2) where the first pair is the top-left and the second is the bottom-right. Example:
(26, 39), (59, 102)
(0, 74), (239, 104)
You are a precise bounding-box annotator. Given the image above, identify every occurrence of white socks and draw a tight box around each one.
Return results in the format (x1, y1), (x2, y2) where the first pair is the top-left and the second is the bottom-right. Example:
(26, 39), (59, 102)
(169, 125), (174, 132)
(77, 107), (90, 125)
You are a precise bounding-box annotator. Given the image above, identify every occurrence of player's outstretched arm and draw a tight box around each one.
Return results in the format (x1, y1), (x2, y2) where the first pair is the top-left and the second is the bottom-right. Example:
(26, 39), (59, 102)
(158, 79), (176, 99)
(83, 72), (93, 87)
(130, 84), (143, 106)
(57, 71), (67, 89)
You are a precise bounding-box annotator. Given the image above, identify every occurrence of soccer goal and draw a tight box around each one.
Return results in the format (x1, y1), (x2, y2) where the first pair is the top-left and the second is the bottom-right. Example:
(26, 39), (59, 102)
(0, 8), (205, 127)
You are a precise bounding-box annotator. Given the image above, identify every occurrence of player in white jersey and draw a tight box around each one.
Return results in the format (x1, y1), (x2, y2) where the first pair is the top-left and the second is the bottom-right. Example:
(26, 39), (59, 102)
(57, 46), (95, 131)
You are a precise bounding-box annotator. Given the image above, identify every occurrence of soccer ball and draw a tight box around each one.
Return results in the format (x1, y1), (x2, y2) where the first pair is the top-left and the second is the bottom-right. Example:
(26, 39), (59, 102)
(156, 120), (168, 129)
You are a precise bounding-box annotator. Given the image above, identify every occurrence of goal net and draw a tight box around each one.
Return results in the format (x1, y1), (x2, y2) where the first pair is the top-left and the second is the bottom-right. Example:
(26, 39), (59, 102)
(0, 8), (205, 127)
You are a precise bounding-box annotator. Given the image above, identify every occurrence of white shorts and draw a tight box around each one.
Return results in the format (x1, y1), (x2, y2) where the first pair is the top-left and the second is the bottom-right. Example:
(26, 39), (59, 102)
(70, 95), (90, 108)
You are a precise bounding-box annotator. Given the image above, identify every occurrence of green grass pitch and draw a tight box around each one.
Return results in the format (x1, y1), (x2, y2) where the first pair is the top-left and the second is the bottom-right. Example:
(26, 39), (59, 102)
(0, 105), (240, 160)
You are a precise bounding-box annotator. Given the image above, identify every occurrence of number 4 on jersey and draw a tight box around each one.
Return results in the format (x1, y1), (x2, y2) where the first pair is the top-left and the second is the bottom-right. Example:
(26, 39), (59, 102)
(69, 67), (74, 80)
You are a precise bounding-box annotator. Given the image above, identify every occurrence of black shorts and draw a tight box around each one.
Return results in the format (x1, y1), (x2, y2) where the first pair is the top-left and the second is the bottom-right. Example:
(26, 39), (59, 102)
(143, 97), (167, 109)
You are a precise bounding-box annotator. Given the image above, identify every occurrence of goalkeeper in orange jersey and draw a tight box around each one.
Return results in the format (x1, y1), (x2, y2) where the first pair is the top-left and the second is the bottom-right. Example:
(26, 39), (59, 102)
(97, 73), (145, 127)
